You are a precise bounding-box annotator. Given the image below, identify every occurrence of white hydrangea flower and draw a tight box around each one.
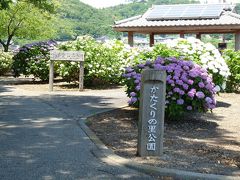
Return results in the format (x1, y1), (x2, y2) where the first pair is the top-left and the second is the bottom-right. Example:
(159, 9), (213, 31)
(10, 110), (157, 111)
(163, 37), (230, 85)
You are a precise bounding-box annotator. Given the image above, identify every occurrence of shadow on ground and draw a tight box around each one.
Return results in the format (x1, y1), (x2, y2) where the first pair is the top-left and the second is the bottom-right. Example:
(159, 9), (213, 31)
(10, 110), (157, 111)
(88, 107), (240, 176)
(0, 86), (149, 180)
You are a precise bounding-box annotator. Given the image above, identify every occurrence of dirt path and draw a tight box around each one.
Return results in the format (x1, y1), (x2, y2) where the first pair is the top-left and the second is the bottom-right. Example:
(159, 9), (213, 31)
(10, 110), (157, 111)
(87, 93), (240, 176)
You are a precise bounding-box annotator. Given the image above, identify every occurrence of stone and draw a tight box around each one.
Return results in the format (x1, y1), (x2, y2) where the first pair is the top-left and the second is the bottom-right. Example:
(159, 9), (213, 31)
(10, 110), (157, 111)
(137, 69), (166, 157)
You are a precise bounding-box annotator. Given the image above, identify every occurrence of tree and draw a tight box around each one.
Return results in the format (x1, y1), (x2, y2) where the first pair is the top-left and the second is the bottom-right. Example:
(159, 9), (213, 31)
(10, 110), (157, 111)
(0, 1), (57, 52)
(0, 0), (57, 12)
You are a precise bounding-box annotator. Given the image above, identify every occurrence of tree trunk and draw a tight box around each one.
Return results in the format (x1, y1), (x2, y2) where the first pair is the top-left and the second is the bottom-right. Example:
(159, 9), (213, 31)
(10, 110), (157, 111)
(0, 35), (13, 52)
(0, 40), (8, 52)
(2, 44), (8, 52)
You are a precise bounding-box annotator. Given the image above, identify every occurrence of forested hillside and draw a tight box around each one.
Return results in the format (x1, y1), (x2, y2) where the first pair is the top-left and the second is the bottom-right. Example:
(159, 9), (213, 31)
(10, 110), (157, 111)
(57, 0), (115, 40)
(57, 0), (240, 40)
(57, 0), (199, 40)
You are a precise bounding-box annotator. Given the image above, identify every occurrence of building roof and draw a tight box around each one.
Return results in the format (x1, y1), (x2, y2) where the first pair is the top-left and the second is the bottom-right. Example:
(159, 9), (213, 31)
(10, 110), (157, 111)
(113, 4), (240, 34)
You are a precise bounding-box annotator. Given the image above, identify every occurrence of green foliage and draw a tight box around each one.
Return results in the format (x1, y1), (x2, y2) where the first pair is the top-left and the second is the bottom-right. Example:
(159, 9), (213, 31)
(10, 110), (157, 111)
(0, 1), (57, 51)
(222, 49), (240, 92)
(58, 36), (130, 85)
(12, 41), (56, 81)
(0, 0), (57, 12)
(0, 51), (12, 75)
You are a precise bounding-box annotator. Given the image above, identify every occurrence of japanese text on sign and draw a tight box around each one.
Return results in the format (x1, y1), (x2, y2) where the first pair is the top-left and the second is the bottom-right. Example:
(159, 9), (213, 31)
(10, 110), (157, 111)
(50, 50), (84, 61)
(147, 85), (159, 151)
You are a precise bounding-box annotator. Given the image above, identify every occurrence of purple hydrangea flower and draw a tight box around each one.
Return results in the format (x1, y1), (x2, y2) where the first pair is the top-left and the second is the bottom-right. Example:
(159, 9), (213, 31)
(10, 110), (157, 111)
(167, 75), (172, 81)
(179, 90), (185, 95)
(145, 60), (152, 65)
(206, 77), (212, 83)
(130, 92), (136, 97)
(177, 99), (184, 105)
(134, 79), (140, 84)
(182, 84), (189, 90)
(200, 73), (208, 80)
(128, 97), (137, 104)
(183, 65), (189, 71)
(131, 72), (137, 76)
(187, 106), (193, 110)
(205, 97), (213, 104)
(198, 82), (205, 88)
(187, 79), (194, 85)
(196, 91), (205, 99)
(187, 89), (196, 98)
(154, 63), (163, 70)
(125, 67), (134, 73)
(173, 87), (180, 93)
(135, 85), (141, 91)
(155, 56), (164, 64)
(138, 64), (145, 68)
(176, 80), (183, 85)
(189, 71), (198, 78)
(205, 83), (213, 90)
(208, 104), (215, 109)
(173, 75), (179, 80)
(125, 73), (132, 78)
(167, 79), (174, 84)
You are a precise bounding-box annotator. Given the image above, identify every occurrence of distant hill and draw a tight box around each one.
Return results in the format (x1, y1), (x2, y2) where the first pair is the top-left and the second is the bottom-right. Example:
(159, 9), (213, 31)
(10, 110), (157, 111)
(57, 0), (240, 40)
(57, 0), (116, 40)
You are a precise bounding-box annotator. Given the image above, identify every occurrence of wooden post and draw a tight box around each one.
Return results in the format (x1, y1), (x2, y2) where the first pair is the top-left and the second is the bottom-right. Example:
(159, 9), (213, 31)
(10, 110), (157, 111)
(138, 69), (166, 157)
(150, 33), (155, 47)
(235, 32), (240, 51)
(49, 61), (54, 91)
(79, 61), (84, 91)
(196, 33), (201, 40)
(180, 32), (184, 38)
(128, 32), (134, 47)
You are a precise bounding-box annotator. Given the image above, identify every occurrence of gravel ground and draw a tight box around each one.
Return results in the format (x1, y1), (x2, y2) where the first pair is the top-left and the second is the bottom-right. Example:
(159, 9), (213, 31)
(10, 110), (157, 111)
(87, 93), (240, 176)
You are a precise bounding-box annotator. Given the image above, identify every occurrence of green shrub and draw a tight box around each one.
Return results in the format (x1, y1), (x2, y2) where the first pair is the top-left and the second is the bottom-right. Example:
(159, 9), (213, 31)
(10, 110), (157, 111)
(222, 49), (240, 92)
(12, 41), (56, 81)
(0, 51), (13, 75)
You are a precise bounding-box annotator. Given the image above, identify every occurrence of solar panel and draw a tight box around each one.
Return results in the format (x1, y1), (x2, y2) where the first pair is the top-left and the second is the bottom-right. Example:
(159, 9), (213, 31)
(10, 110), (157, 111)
(145, 4), (228, 20)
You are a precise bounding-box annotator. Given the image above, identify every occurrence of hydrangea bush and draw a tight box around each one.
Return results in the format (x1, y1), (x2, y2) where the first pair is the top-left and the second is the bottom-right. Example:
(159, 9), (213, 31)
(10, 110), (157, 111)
(12, 40), (56, 81)
(222, 49), (240, 92)
(163, 37), (230, 89)
(0, 52), (13, 75)
(58, 36), (134, 85)
(123, 57), (217, 119)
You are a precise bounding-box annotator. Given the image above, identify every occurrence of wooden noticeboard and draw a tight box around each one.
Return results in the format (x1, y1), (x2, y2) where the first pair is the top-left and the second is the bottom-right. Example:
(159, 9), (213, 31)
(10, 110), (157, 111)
(49, 50), (84, 91)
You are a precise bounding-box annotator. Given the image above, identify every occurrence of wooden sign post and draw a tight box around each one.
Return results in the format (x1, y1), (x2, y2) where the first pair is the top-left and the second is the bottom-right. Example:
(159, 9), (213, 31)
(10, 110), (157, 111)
(49, 50), (84, 91)
(137, 69), (166, 157)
